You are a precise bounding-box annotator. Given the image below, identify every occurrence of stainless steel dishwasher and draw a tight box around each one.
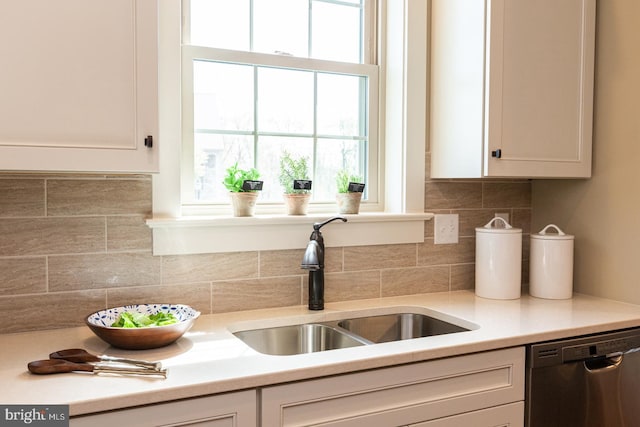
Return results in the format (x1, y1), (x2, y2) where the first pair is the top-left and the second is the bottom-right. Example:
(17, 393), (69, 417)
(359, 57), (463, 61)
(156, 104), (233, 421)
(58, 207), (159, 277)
(526, 327), (640, 427)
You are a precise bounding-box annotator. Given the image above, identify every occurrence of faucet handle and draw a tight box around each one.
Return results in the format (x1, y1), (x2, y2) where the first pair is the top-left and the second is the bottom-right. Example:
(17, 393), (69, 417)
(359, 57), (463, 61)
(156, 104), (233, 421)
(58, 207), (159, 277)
(313, 216), (347, 231)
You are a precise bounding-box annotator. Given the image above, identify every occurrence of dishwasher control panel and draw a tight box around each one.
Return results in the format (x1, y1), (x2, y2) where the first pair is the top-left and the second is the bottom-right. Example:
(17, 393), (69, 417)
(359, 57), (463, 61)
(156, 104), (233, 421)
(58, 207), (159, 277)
(528, 327), (640, 368)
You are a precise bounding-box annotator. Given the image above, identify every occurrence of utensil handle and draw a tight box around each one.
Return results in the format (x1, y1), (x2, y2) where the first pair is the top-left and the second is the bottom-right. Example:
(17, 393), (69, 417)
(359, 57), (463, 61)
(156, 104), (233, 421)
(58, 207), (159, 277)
(100, 355), (162, 371)
(28, 360), (94, 375)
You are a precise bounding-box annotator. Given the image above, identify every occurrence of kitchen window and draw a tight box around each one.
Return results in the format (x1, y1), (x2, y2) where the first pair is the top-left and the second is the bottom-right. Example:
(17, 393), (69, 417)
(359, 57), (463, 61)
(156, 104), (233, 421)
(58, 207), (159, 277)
(181, 0), (378, 213)
(149, 1), (430, 255)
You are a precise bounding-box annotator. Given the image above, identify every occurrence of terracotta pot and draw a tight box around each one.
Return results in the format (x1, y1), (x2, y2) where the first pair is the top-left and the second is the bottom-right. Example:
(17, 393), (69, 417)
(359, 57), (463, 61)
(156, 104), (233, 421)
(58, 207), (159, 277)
(283, 193), (311, 215)
(229, 192), (258, 217)
(336, 192), (362, 214)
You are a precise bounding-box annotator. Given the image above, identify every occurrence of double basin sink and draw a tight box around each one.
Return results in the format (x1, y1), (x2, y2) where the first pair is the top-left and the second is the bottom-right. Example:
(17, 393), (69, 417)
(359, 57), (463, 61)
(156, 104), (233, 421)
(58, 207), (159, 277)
(233, 310), (475, 356)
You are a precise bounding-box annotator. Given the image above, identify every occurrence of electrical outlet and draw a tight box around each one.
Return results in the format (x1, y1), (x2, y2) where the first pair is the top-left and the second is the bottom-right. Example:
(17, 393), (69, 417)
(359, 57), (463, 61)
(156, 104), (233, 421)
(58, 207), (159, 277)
(434, 214), (459, 244)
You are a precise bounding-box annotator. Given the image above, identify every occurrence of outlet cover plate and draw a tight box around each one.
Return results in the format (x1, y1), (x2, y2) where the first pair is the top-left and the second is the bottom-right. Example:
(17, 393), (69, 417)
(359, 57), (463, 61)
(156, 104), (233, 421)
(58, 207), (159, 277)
(434, 214), (459, 244)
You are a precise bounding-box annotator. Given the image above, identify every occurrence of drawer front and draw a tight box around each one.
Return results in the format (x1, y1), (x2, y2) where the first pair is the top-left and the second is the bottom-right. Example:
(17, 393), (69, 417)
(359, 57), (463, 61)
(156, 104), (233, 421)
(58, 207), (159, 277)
(261, 347), (524, 427)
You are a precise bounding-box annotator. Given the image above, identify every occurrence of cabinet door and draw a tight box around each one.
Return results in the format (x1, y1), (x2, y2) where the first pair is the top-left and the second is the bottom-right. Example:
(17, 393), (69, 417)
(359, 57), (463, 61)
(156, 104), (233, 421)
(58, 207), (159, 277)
(0, 0), (158, 173)
(485, 0), (595, 178)
(261, 347), (524, 426)
(70, 390), (256, 427)
(430, 0), (595, 178)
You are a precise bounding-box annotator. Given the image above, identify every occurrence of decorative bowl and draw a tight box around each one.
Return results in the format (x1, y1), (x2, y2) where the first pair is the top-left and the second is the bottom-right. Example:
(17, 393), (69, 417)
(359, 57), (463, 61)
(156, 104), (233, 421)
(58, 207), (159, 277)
(85, 304), (200, 350)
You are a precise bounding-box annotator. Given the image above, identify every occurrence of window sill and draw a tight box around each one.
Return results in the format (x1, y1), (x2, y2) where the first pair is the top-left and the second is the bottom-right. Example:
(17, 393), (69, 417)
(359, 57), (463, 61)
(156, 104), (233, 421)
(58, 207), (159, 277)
(146, 212), (433, 255)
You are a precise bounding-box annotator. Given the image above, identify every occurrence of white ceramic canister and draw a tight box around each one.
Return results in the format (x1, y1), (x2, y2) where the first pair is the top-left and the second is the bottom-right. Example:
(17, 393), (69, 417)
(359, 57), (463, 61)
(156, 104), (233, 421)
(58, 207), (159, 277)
(529, 224), (574, 299)
(475, 217), (522, 299)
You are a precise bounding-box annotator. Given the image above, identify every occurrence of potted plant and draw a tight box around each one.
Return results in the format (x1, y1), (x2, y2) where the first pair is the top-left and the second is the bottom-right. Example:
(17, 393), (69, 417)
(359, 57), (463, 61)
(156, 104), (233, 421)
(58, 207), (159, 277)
(222, 163), (262, 217)
(336, 169), (364, 214)
(279, 151), (312, 215)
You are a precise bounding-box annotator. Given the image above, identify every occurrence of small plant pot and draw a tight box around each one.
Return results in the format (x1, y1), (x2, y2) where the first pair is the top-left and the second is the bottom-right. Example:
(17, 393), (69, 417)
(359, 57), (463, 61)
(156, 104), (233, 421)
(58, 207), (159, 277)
(230, 192), (258, 217)
(336, 192), (362, 214)
(283, 193), (311, 215)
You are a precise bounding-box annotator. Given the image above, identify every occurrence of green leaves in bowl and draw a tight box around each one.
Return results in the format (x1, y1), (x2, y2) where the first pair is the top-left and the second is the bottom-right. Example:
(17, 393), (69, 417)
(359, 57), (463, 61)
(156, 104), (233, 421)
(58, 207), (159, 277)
(111, 311), (178, 328)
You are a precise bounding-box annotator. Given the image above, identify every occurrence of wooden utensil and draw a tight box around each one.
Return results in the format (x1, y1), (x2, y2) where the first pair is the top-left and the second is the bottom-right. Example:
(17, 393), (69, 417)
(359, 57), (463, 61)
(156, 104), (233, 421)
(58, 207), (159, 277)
(27, 359), (167, 378)
(49, 348), (162, 371)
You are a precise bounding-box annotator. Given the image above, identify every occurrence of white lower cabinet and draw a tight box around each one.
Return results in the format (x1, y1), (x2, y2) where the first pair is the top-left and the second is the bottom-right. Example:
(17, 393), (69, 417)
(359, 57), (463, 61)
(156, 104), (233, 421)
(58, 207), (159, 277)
(260, 347), (524, 427)
(69, 347), (524, 427)
(70, 389), (256, 427)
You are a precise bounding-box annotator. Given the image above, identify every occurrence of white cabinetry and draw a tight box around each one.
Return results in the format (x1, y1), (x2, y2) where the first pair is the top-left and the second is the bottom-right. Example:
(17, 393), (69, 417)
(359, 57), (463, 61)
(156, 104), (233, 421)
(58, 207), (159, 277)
(261, 347), (524, 426)
(430, 0), (595, 178)
(0, 0), (158, 173)
(70, 390), (256, 427)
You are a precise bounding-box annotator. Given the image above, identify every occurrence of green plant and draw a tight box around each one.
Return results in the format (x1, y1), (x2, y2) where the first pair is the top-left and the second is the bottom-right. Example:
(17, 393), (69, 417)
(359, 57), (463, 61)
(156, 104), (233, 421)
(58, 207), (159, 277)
(279, 151), (310, 194)
(222, 163), (260, 192)
(335, 169), (363, 193)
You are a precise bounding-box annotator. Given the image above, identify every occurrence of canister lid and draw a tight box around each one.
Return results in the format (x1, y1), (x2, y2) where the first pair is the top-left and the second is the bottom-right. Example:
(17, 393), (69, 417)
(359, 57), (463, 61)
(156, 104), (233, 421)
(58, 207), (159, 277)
(475, 217), (522, 234)
(531, 224), (574, 240)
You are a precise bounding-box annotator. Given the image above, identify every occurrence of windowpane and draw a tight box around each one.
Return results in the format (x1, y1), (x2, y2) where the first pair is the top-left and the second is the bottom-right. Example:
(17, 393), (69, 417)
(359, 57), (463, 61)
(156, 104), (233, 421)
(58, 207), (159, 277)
(256, 136), (314, 202)
(314, 138), (366, 201)
(193, 133), (254, 202)
(257, 68), (314, 134)
(317, 73), (366, 137)
(190, 0), (250, 50)
(194, 61), (254, 131)
(312, 2), (362, 63)
(253, 0), (309, 57)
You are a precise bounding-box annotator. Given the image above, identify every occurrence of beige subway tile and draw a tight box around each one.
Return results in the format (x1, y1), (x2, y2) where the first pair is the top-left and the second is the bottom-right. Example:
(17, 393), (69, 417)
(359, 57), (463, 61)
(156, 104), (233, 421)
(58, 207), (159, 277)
(343, 244), (416, 271)
(0, 179), (45, 217)
(314, 271), (380, 303)
(48, 252), (161, 291)
(260, 247), (343, 277)
(107, 216), (152, 252)
(381, 266), (449, 297)
(454, 209), (498, 237)
(0, 290), (106, 333)
(417, 237), (475, 266)
(162, 252), (259, 284)
(107, 283), (211, 315)
(425, 181), (483, 210)
(260, 249), (305, 277)
(482, 182), (531, 209)
(47, 179), (152, 216)
(0, 257), (47, 296)
(0, 217), (105, 256)
(212, 277), (301, 313)
(451, 264), (475, 291)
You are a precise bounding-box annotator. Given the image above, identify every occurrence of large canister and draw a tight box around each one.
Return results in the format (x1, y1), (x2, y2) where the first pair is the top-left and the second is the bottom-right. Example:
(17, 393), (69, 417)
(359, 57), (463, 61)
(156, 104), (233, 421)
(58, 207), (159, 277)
(529, 224), (574, 299)
(475, 217), (522, 299)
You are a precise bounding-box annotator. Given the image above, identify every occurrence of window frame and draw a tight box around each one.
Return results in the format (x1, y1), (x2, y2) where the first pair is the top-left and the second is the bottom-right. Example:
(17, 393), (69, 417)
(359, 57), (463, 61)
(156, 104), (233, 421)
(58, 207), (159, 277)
(180, 47), (380, 214)
(149, 0), (431, 256)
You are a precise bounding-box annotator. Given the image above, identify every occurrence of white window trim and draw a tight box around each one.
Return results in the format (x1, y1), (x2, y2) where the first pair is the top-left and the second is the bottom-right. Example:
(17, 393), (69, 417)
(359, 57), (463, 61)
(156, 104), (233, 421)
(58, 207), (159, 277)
(149, 0), (431, 256)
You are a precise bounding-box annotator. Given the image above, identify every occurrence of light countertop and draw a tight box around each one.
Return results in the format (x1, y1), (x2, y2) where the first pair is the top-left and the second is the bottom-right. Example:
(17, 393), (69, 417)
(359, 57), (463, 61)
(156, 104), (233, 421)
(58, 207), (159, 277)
(3, 290), (640, 417)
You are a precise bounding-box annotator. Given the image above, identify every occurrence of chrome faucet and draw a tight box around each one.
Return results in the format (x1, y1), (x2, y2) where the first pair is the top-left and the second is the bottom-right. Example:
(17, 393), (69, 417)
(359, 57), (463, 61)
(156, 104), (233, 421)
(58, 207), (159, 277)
(301, 216), (347, 310)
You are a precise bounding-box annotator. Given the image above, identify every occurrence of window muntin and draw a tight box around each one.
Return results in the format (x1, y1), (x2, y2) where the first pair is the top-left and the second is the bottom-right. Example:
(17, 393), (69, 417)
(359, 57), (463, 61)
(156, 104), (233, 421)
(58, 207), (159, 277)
(182, 0), (377, 211)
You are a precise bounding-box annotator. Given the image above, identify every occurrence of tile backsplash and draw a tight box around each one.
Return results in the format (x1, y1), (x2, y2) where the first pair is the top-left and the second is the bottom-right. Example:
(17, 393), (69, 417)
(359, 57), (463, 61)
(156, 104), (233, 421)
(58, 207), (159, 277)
(0, 170), (531, 333)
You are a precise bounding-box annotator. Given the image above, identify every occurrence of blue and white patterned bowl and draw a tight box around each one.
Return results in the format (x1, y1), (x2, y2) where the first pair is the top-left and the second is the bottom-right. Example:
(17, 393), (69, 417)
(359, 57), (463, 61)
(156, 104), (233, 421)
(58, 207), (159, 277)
(86, 304), (200, 350)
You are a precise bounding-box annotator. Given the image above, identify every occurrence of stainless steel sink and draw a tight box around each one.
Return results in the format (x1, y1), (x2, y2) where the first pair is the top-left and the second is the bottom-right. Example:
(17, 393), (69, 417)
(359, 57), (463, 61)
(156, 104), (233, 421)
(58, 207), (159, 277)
(337, 313), (470, 343)
(232, 311), (473, 355)
(233, 323), (368, 356)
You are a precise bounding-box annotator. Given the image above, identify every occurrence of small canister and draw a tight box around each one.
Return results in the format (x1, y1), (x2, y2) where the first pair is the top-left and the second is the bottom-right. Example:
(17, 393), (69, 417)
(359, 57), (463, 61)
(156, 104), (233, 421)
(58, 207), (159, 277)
(529, 224), (574, 299)
(475, 217), (522, 299)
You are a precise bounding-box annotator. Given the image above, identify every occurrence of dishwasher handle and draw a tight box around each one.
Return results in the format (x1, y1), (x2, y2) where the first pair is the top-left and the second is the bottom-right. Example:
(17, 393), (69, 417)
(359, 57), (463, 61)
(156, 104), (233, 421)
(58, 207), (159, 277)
(584, 354), (622, 372)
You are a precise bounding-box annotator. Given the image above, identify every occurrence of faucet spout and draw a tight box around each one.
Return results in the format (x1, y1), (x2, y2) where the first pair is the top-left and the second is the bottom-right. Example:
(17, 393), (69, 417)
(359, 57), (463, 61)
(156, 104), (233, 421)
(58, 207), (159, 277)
(301, 240), (321, 270)
(300, 216), (347, 310)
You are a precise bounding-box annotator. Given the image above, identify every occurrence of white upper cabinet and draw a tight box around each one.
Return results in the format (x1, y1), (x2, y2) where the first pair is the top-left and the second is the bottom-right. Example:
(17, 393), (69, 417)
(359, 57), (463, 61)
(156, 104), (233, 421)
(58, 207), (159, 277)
(0, 0), (158, 173)
(430, 0), (595, 178)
